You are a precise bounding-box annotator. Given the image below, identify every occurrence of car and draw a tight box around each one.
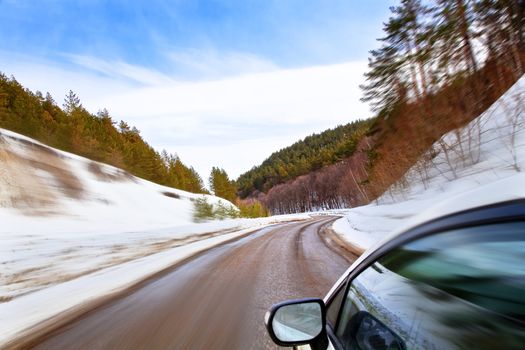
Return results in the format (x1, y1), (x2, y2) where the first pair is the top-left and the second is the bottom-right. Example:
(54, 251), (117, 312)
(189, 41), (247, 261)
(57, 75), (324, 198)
(265, 181), (525, 350)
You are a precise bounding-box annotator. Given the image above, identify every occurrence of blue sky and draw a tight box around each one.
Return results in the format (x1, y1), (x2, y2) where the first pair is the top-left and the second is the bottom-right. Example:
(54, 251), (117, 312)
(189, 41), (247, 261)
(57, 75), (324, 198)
(0, 0), (395, 180)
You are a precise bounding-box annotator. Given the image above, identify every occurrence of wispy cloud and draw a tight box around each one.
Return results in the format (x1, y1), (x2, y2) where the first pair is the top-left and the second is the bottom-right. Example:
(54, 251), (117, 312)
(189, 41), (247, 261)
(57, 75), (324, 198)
(66, 54), (175, 86)
(167, 48), (279, 79)
(98, 61), (369, 125)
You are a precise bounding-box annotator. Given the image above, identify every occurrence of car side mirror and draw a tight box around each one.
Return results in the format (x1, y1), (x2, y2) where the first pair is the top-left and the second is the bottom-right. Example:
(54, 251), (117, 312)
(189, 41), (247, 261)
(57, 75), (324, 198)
(265, 298), (327, 348)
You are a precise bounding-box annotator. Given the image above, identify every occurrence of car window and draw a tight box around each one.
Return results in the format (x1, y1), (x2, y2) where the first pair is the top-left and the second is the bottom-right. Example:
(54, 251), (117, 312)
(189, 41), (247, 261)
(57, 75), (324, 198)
(335, 221), (525, 350)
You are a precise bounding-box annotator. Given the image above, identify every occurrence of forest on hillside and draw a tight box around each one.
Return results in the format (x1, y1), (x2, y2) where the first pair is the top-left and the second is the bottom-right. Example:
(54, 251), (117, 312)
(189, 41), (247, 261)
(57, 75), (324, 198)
(242, 0), (525, 214)
(0, 76), (207, 194)
(237, 119), (374, 197)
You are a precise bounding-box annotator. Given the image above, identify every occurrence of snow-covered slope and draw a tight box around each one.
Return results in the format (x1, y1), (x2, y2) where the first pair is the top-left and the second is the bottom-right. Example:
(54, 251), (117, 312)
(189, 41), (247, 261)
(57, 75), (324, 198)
(0, 128), (234, 230)
(0, 129), (310, 345)
(333, 74), (525, 250)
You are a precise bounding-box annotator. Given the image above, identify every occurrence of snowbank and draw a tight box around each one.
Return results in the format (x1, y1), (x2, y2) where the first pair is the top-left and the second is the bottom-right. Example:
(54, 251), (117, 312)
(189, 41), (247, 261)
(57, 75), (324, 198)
(333, 74), (525, 250)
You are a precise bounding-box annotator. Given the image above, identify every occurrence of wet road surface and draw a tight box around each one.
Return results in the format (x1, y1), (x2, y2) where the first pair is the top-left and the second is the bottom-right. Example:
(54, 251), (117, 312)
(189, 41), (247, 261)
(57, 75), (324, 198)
(21, 216), (356, 350)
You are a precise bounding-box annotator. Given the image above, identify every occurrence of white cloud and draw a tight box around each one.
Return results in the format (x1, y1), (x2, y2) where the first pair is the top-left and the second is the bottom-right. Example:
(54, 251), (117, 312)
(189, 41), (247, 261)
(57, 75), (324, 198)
(167, 48), (279, 78)
(66, 54), (175, 86)
(0, 52), (371, 180)
(97, 61), (369, 124)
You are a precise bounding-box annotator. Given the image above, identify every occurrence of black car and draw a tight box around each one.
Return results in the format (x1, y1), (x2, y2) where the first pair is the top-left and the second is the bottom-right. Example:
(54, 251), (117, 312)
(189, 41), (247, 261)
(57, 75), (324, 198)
(266, 198), (525, 349)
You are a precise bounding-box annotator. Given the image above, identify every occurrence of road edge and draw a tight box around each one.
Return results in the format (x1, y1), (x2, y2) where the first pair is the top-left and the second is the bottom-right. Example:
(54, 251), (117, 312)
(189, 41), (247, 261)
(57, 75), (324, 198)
(316, 216), (365, 262)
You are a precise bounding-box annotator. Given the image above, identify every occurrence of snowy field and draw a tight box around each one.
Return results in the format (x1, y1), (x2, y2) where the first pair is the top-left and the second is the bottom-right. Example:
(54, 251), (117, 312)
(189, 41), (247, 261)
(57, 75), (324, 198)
(333, 75), (525, 250)
(0, 129), (309, 345)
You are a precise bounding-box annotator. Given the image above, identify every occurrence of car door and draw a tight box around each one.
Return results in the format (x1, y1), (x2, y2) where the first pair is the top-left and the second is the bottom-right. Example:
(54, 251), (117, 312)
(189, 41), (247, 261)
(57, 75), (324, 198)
(325, 217), (525, 349)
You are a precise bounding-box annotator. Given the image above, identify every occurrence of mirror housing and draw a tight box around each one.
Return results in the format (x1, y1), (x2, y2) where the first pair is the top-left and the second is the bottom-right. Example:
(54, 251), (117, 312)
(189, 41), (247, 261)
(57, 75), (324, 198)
(265, 298), (327, 348)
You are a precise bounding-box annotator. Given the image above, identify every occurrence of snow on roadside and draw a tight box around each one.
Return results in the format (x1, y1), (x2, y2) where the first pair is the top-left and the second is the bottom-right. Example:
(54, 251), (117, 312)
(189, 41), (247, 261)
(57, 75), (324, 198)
(0, 128), (311, 345)
(0, 216), (308, 346)
(0, 216), (308, 302)
(333, 74), (525, 250)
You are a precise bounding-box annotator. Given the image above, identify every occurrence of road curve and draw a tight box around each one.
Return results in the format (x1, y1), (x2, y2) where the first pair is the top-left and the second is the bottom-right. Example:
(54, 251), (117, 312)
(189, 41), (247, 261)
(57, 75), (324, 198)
(19, 216), (356, 350)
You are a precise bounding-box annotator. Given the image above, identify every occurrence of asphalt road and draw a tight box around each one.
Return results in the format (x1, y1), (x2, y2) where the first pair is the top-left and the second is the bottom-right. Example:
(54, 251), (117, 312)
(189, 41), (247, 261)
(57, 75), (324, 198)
(20, 216), (356, 350)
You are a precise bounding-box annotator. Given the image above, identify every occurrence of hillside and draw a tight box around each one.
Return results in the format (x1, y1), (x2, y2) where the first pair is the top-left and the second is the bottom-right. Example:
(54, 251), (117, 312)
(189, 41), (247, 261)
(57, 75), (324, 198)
(0, 74), (206, 194)
(237, 118), (374, 197)
(333, 73), (525, 250)
(0, 128), (232, 228)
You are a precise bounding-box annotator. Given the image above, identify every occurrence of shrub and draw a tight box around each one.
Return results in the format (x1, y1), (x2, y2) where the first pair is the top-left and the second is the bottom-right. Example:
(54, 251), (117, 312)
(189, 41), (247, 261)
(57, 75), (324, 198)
(193, 197), (240, 222)
(193, 197), (214, 222)
(237, 199), (269, 218)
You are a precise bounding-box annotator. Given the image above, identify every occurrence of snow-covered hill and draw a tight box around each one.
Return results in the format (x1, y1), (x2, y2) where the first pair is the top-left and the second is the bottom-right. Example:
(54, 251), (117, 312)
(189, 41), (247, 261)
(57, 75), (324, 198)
(333, 74), (525, 250)
(0, 128), (236, 230)
(0, 130), (309, 345)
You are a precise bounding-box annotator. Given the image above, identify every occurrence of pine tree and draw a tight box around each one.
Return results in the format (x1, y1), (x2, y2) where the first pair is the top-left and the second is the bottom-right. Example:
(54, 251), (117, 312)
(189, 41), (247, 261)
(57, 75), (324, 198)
(475, 0), (524, 78)
(187, 167), (206, 194)
(430, 0), (479, 80)
(361, 44), (406, 114)
(63, 90), (82, 115)
(209, 167), (237, 203)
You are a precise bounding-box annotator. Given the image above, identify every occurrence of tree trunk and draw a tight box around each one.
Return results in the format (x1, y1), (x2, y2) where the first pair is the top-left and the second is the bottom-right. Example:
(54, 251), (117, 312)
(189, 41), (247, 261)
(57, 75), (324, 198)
(456, 0), (478, 73)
